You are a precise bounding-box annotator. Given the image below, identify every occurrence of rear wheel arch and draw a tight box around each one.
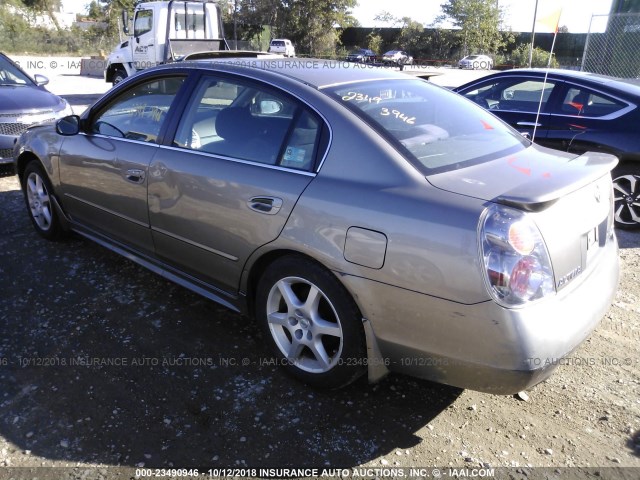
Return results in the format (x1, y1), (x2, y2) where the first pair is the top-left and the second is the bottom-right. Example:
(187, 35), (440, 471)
(245, 250), (360, 316)
(251, 252), (368, 388)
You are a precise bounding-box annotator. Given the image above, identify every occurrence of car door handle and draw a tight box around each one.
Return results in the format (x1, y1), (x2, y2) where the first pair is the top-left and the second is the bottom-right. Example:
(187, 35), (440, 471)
(517, 121), (542, 127)
(125, 169), (146, 184)
(247, 196), (283, 215)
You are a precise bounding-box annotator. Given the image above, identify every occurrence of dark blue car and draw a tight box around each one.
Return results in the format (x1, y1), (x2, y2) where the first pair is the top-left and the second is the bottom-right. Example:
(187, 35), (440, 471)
(455, 69), (640, 229)
(0, 52), (72, 174)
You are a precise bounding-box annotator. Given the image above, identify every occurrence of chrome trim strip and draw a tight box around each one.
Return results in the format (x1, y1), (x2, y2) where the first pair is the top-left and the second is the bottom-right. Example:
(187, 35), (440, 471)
(79, 132), (164, 148)
(156, 144), (317, 176)
(151, 226), (239, 261)
(64, 193), (150, 228)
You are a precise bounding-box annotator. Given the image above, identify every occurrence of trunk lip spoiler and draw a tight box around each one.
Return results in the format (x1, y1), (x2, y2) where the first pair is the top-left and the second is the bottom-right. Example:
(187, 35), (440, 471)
(495, 152), (618, 213)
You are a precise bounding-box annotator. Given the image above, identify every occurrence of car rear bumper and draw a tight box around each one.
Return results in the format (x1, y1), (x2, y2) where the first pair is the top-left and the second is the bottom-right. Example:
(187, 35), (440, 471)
(340, 232), (619, 394)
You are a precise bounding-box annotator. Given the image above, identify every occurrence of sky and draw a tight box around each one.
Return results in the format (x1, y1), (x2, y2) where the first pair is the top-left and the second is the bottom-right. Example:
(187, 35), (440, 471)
(60, 0), (615, 33)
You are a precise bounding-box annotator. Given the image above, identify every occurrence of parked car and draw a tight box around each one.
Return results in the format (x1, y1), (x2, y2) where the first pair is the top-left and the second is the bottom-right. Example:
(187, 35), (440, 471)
(458, 54), (494, 70)
(268, 39), (295, 57)
(0, 52), (72, 174)
(454, 68), (640, 229)
(381, 50), (413, 66)
(14, 60), (619, 394)
(346, 49), (377, 63)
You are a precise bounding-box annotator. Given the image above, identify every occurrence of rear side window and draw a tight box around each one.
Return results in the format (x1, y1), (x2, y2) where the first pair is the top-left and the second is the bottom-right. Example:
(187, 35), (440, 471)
(326, 79), (527, 174)
(173, 76), (323, 172)
(559, 86), (628, 117)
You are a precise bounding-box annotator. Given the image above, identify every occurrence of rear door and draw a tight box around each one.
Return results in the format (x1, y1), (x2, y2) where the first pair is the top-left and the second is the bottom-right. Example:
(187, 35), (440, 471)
(148, 73), (326, 294)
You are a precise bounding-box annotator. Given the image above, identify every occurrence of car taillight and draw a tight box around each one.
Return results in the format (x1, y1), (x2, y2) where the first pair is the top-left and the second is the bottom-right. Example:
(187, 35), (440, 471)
(480, 205), (555, 307)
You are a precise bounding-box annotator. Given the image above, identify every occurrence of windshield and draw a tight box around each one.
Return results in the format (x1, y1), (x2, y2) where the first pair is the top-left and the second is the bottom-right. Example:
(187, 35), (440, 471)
(0, 55), (33, 86)
(325, 79), (528, 174)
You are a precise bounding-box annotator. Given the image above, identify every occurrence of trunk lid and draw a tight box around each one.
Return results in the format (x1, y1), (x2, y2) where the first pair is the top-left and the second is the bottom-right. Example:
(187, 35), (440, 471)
(427, 144), (617, 211)
(429, 144), (618, 293)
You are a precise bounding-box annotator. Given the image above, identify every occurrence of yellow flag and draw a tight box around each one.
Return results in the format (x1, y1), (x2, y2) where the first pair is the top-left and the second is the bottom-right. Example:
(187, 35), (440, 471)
(537, 8), (562, 33)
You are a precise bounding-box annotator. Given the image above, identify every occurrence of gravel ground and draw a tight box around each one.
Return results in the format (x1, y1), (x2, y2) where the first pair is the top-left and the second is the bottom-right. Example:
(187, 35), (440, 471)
(1, 166), (639, 478)
(0, 70), (639, 479)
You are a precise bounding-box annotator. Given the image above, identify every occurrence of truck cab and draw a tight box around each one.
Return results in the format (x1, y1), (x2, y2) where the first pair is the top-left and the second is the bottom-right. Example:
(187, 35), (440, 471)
(105, 0), (228, 85)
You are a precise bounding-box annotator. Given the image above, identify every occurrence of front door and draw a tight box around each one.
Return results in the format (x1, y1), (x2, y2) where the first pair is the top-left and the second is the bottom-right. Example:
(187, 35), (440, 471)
(132, 8), (157, 70)
(59, 75), (186, 254)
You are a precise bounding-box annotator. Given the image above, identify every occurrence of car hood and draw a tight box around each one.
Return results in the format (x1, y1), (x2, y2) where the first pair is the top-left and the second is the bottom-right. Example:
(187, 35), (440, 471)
(427, 145), (618, 211)
(0, 85), (62, 112)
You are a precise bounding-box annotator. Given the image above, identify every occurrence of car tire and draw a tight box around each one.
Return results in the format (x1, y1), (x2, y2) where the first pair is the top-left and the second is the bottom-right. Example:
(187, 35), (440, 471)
(21, 161), (64, 240)
(112, 68), (127, 86)
(255, 255), (367, 389)
(612, 163), (640, 230)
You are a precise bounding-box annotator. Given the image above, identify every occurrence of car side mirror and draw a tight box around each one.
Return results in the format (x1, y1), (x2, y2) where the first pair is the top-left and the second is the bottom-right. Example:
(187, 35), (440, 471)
(33, 74), (49, 86)
(56, 115), (81, 136)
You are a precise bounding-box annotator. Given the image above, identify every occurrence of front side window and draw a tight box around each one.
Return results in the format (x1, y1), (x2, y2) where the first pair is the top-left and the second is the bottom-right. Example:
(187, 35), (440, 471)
(92, 76), (185, 143)
(173, 76), (322, 171)
(0, 55), (31, 86)
(326, 79), (527, 174)
(463, 78), (556, 112)
(134, 10), (153, 37)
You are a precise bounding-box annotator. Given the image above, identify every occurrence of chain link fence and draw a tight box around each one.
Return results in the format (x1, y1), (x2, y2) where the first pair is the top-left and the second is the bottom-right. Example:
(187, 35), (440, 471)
(582, 13), (640, 78)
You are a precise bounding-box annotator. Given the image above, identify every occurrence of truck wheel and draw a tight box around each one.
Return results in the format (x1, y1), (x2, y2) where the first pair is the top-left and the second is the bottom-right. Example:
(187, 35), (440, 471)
(112, 69), (127, 86)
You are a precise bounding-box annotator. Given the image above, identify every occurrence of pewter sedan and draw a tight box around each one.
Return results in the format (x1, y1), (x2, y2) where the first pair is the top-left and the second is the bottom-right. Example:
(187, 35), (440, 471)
(13, 60), (619, 394)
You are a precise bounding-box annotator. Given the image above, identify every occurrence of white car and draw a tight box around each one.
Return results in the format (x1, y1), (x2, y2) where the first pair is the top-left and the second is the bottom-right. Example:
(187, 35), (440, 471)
(458, 54), (493, 70)
(381, 50), (413, 66)
(268, 39), (295, 57)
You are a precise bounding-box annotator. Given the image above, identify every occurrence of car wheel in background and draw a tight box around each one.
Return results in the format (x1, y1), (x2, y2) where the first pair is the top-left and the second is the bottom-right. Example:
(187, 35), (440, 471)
(112, 68), (127, 86)
(612, 163), (640, 230)
(21, 161), (64, 240)
(256, 256), (367, 389)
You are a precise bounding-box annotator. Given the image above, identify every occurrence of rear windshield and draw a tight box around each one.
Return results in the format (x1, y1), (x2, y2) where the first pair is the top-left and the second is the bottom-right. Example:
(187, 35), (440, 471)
(271, 41), (285, 46)
(324, 79), (527, 174)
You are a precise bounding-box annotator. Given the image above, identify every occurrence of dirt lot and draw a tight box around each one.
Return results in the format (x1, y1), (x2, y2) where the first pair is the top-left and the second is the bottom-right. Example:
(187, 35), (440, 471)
(0, 70), (639, 479)
(1, 164), (639, 479)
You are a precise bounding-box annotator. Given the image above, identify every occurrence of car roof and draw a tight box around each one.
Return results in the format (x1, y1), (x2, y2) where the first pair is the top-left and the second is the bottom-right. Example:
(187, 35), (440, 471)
(156, 59), (414, 89)
(458, 68), (640, 96)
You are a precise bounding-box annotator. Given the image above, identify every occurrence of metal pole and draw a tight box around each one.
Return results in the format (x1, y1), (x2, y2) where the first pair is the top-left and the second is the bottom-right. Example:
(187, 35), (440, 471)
(528, 0), (539, 67)
(580, 14), (595, 72)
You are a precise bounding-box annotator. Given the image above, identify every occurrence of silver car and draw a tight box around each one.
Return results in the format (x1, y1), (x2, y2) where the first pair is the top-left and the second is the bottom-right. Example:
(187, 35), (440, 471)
(458, 54), (494, 70)
(13, 60), (619, 394)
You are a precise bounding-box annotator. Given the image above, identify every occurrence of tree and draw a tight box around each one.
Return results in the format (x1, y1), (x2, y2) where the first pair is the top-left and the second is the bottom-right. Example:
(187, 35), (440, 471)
(437, 0), (513, 56)
(367, 32), (383, 54)
(510, 43), (558, 68)
(398, 17), (424, 53)
(22, 0), (63, 30)
(219, 0), (357, 56)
